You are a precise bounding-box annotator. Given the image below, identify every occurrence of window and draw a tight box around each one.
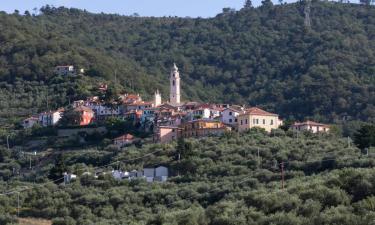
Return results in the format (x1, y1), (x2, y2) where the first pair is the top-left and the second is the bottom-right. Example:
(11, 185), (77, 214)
(229, 112), (232, 116)
(235, 119), (238, 122)
(270, 120), (274, 125)
(263, 119), (265, 124)
(253, 119), (256, 124)
(241, 120), (243, 125)
(173, 80), (175, 86)
(256, 119), (259, 124)
(229, 119), (232, 123)
(245, 119), (248, 124)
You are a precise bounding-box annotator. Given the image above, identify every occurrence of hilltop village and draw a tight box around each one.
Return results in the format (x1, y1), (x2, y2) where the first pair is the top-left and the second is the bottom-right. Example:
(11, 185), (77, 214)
(22, 64), (330, 146)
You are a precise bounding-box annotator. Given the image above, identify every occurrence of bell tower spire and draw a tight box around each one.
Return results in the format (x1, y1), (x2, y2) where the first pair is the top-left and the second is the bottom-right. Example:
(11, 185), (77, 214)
(169, 63), (181, 106)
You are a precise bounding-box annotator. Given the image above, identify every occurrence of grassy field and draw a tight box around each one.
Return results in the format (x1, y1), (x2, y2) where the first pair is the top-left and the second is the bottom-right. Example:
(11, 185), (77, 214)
(18, 218), (52, 225)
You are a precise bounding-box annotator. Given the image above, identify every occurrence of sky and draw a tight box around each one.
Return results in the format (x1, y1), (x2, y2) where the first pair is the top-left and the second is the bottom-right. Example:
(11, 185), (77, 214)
(0, 0), (291, 18)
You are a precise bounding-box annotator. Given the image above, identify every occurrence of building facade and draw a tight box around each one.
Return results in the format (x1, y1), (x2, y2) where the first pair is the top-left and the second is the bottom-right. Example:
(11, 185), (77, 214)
(180, 119), (231, 138)
(221, 106), (245, 128)
(54, 65), (74, 76)
(114, 134), (135, 147)
(39, 109), (63, 127)
(237, 107), (282, 133)
(291, 121), (330, 133)
(73, 106), (94, 126)
(155, 126), (181, 143)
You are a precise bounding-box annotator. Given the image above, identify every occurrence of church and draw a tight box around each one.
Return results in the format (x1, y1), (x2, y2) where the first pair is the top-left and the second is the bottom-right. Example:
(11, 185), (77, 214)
(153, 63), (182, 107)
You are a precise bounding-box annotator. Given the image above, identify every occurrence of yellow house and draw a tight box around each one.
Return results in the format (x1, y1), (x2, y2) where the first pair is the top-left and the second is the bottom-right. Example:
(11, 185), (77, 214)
(237, 107), (282, 133)
(180, 119), (231, 138)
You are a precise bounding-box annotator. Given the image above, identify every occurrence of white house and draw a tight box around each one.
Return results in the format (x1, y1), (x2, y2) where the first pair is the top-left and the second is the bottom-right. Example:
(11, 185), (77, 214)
(55, 65), (75, 76)
(221, 106), (245, 127)
(63, 172), (77, 184)
(191, 104), (222, 120)
(155, 166), (168, 182)
(291, 121), (330, 133)
(143, 168), (155, 182)
(142, 166), (169, 182)
(112, 170), (130, 180)
(38, 109), (63, 127)
(22, 116), (39, 129)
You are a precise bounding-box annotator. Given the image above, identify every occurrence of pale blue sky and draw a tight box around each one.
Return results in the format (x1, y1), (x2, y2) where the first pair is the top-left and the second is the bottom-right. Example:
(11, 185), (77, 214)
(0, 0), (294, 18)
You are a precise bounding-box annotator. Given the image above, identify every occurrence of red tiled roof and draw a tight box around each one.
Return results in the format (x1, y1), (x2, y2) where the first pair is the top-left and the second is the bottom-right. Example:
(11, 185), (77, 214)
(74, 106), (94, 113)
(55, 65), (73, 68)
(127, 101), (152, 106)
(293, 120), (329, 127)
(114, 134), (134, 141)
(242, 107), (278, 116)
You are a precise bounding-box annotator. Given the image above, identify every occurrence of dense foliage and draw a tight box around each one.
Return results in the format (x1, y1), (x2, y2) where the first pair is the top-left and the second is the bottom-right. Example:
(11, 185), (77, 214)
(0, 2), (374, 125)
(1, 130), (375, 224)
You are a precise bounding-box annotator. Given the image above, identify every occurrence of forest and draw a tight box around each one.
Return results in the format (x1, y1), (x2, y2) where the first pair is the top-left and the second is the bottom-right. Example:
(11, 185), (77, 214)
(0, 1), (374, 127)
(0, 129), (375, 224)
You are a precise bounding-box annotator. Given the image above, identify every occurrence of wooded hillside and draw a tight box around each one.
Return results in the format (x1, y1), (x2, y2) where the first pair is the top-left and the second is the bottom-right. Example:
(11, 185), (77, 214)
(0, 2), (374, 122)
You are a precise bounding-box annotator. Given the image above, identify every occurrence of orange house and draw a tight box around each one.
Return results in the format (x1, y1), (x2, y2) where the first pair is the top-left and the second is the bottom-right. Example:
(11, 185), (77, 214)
(74, 106), (94, 126)
(180, 119), (231, 138)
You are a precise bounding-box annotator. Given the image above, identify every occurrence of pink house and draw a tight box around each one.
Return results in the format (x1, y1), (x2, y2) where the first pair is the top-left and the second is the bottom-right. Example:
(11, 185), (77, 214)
(155, 126), (181, 143)
(114, 134), (135, 147)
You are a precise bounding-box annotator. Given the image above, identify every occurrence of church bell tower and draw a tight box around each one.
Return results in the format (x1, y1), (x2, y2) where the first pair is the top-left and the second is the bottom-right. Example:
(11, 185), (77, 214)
(169, 63), (181, 106)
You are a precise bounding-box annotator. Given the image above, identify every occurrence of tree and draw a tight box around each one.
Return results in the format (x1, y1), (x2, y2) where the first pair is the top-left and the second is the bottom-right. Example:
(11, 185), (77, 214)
(261, 0), (274, 7)
(59, 108), (82, 126)
(244, 0), (253, 8)
(48, 153), (67, 182)
(354, 125), (375, 149)
(176, 137), (193, 159)
(359, 0), (372, 5)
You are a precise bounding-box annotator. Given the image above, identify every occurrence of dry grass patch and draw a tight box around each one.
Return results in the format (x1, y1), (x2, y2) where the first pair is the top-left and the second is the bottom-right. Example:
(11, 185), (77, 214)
(18, 218), (52, 225)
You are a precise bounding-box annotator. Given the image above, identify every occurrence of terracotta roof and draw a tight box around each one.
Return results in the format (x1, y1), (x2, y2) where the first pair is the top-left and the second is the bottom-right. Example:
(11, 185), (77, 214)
(293, 120), (329, 127)
(183, 102), (200, 106)
(158, 126), (180, 129)
(159, 103), (178, 109)
(186, 119), (222, 123)
(114, 134), (134, 141)
(24, 116), (39, 121)
(127, 101), (152, 106)
(74, 106), (94, 113)
(55, 65), (73, 68)
(241, 107), (278, 116)
(224, 105), (245, 113)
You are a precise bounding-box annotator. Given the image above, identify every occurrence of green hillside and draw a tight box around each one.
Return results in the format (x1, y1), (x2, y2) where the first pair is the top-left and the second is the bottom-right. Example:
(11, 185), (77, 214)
(0, 2), (374, 123)
(1, 130), (375, 224)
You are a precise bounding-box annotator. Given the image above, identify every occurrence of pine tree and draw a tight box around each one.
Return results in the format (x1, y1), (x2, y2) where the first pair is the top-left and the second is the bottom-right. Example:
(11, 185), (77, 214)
(244, 0), (253, 8)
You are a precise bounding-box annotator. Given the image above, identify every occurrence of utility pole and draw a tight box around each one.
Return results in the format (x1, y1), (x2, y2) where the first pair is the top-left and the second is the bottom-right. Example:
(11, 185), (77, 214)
(6, 135), (10, 150)
(46, 89), (49, 110)
(281, 162), (285, 190)
(114, 69), (117, 84)
(17, 191), (20, 218)
(177, 153), (181, 176)
(347, 137), (351, 148)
